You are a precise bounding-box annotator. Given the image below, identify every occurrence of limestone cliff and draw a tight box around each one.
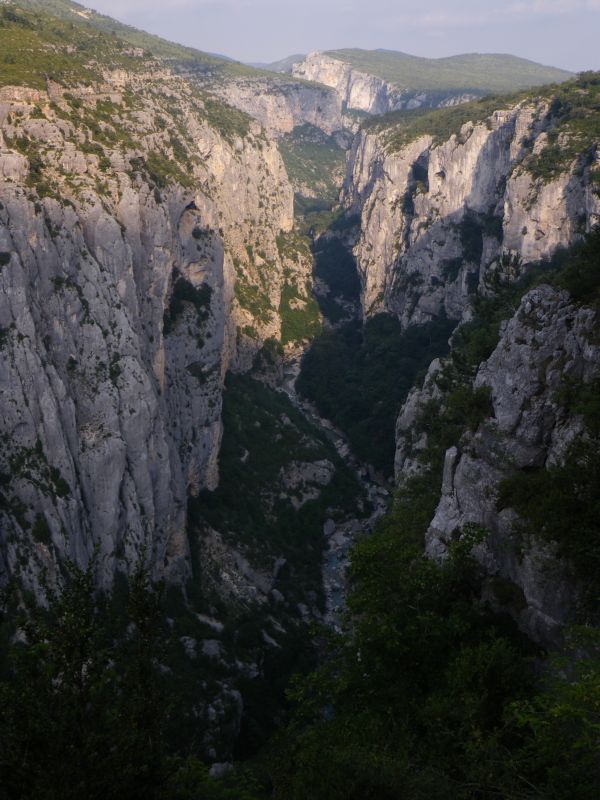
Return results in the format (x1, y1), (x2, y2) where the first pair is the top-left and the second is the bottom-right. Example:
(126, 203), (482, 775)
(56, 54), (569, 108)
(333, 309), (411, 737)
(210, 76), (343, 137)
(0, 54), (300, 592)
(343, 84), (600, 325)
(293, 52), (479, 115)
(395, 284), (599, 646)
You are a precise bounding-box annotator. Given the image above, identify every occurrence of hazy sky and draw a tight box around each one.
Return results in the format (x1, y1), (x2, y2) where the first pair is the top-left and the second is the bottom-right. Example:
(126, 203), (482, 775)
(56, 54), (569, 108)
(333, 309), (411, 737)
(87, 0), (599, 71)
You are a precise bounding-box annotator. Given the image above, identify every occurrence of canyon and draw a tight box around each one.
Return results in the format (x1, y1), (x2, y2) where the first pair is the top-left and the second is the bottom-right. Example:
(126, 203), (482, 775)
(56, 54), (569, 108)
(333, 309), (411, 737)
(0, 0), (599, 785)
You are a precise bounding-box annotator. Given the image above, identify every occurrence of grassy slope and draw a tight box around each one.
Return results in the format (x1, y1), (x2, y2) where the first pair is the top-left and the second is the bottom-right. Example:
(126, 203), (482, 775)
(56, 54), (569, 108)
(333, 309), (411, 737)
(16, 0), (261, 77)
(0, 3), (254, 146)
(325, 47), (573, 93)
(0, 3), (145, 88)
(16, 0), (327, 88)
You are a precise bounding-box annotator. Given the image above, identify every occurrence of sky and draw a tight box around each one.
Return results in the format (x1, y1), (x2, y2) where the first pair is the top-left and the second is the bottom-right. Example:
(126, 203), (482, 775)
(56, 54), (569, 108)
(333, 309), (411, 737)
(85, 0), (600, 71)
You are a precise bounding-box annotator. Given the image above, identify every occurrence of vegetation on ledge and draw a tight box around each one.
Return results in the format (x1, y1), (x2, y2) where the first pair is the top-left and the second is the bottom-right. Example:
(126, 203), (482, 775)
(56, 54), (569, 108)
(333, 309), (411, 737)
(278, 125), (346, 203)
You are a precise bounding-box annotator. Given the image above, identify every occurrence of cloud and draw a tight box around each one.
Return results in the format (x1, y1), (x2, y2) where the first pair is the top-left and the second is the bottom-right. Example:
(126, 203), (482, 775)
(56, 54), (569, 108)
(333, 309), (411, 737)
(86, 0), (600, 24)
(526, 0), (600, 11)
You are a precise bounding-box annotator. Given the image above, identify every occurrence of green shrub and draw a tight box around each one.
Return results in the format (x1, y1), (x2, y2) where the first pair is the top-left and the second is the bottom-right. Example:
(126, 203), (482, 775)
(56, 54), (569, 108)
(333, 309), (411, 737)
(146, 150), (194, 190)
(497, 440), (600, 597)
(278, 125), (345, 203)
(279, 283), (322, 344)
(268, 473), (537, 799)
(234, 279), (273, 324)
(556, 226), (600, 305)
(163, 271), (212, 334)
(31, 512), (51, 543)
(202, 97), (251, 142)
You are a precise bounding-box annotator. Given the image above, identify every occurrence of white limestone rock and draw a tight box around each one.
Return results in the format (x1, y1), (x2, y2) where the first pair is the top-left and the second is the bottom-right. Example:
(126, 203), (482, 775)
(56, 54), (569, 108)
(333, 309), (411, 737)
(343, 102), (600, 326)
(420, 286), (600, 645)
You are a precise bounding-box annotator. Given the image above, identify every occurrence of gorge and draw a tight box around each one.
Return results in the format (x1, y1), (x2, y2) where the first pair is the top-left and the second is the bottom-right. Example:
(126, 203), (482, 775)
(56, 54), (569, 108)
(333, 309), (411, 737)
(0, 1), (599, 798)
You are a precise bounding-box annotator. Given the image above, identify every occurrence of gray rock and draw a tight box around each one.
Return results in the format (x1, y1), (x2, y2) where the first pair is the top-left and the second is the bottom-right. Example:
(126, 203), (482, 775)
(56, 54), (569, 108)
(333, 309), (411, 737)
(215, 78), (343, 137)
(418, 286), (600, 645)
(343, 102), (600, 326)
(0, 70), (305, 596)
(293, 52), (478, 115)
(209, 762), (233, 780)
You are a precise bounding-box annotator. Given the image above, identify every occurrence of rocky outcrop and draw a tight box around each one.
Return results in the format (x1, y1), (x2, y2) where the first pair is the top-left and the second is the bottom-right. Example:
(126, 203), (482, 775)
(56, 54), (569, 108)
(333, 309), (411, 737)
(0, 68), (299, 593)
(292, 52), (477, 115)
(214, 77), (343, 137)
(395, 286), (600, 646)
(343, 100), (600, 325)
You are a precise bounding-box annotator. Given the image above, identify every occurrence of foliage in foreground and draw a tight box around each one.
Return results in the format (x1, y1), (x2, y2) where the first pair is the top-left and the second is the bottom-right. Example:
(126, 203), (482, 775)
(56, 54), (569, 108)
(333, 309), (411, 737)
(0, 561), (265, 800)
(267, 476), (600, 799)
(269, 227), (600, 799)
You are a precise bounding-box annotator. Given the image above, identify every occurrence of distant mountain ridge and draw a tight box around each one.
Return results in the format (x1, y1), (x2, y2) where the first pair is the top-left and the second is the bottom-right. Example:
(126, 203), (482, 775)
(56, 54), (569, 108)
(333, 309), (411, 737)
(323, 48), (573, 93)
(12, 0), (345, 136)
(248, 54), (306, 74)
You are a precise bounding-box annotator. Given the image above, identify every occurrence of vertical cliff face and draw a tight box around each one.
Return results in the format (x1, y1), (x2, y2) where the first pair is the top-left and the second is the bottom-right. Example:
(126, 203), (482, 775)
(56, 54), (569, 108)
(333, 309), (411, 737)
(0, 54), (299, 592)
(292, 52), (479, 115)
(343, 90), (600, 325)
(394, 283), (600, 646)
(385, 77), (600, 646)
(293, 52), (398, 115)
(210, 77), (344, 137)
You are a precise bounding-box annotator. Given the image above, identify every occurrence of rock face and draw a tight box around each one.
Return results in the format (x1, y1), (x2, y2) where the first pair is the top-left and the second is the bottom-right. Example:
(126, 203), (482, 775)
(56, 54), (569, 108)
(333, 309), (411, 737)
(343, 101), (600, 324)
(394, 286), (600, 646)
(214, 77), (344, 137)
(292, 52), (477, 115)
(0, 68), (299, 593)
(385, 78), (600, 647)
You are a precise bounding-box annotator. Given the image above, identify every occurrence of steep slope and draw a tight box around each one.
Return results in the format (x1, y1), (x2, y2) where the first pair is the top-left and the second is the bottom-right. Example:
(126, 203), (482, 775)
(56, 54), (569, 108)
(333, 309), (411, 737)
(343, 75), (600, 324)
(17, 0), (344, 137)
(296, 75), (600, 647)
(0, 3), (308, 593)
(1, 0), (599, 777)
(395, 256), (600, 646)
(212, 76), (343, 137)
(0, 5), (384, 762)
(293, 49), (572, 114)
(16, 0), (254, 74)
